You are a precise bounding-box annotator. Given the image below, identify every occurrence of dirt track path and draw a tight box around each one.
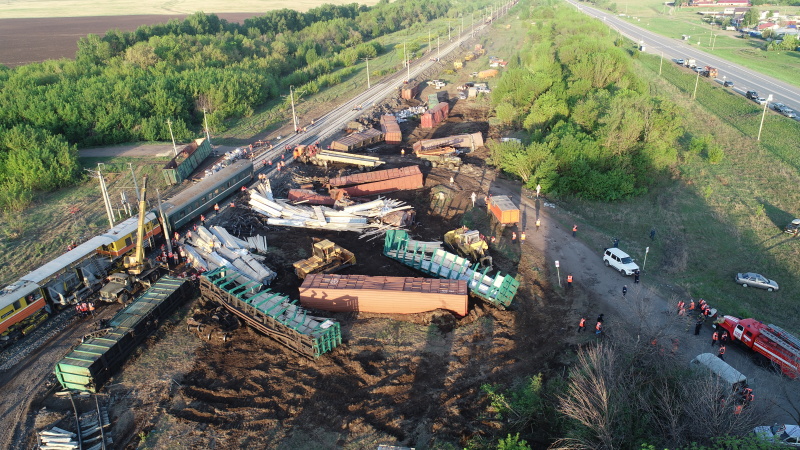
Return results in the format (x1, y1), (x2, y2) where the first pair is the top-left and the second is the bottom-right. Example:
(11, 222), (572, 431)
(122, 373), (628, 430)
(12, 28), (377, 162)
(481, 175), (800, 426)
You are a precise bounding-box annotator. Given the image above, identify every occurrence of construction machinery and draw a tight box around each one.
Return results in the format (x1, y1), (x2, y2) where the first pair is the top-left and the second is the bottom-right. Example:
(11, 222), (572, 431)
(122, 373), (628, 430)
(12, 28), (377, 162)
(415, 146), (463, 169)
(99, 176), (163, 303)
(293, 239), (356, 279)
(293, 145), (384, 169)
(701, 66), (718, 78)
(714, 315), (800, 378)
(444, 227), (492, 267)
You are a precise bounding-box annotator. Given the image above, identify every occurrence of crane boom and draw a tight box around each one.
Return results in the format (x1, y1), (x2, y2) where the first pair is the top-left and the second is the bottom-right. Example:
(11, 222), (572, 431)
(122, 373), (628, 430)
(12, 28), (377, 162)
(124, 176), (148, 274)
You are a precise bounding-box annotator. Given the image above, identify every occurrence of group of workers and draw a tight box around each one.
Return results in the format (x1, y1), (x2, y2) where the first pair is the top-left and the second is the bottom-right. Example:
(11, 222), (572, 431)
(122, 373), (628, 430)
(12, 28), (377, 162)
(677, 298), (714, 318)
(75, 301), (96, 317)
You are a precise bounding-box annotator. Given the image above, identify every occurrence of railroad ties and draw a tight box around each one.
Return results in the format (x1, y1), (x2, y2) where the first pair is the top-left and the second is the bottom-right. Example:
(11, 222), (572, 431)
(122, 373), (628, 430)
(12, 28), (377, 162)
(200, 267), (341, 359)
(54, 277), (194, 393)
(382, 230), (520, 309)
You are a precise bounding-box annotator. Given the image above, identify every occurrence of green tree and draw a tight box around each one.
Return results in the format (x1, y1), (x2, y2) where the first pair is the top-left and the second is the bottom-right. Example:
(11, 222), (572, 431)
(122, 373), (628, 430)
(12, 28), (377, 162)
(742, 8), (760, 28)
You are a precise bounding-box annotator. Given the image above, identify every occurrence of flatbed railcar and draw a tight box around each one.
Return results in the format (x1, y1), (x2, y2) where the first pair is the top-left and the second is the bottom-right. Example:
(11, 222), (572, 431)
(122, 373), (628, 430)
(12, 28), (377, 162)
(1, 159), (254, 347)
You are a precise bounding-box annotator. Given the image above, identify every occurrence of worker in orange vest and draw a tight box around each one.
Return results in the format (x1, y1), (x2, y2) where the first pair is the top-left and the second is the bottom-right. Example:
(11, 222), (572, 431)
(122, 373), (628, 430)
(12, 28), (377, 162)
(572, 224), (578, 237)
(490, 236), (496, 244)
(567, 274), (573, 289)
(595, 321), (602, 335)
(520, 232), (526, 242)
(511, 231), (517, 242)
(214, 203), (220, 213)
(717, 345), (726, 360)
(229, 202), (235, 208)
(689, 300), (695, 311)
(200, 215), (205, 225)
(711, 331), (719, 347)
(241, 185), (247, 192)
(578, 317), (586, 332)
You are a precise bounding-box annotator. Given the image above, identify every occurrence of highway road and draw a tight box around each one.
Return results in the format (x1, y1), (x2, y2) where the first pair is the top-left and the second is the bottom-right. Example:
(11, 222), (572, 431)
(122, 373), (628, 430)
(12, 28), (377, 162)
(249, 2), (516, 175)
(564, 0), (800, 118)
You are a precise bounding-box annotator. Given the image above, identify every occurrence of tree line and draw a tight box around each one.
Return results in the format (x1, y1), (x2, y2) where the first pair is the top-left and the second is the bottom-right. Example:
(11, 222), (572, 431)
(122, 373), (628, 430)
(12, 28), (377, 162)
(0, 0), (468, 211)
(489, 2), (684, 201)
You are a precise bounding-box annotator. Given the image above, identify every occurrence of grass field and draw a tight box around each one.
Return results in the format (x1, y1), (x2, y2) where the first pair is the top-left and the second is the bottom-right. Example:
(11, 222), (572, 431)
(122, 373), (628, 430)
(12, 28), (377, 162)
(613, 0), (800, 87)
(0, 0), (378, 19)
(557, 47), (800, 331)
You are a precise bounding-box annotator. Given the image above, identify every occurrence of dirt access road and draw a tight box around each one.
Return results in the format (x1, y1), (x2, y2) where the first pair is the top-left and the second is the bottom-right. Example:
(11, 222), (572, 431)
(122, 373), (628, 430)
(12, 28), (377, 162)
(484, 175), (800, 426)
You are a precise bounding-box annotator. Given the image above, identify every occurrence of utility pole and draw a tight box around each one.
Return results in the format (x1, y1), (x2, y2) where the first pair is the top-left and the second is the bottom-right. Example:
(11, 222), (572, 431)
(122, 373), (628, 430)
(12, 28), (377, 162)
(758, 94), (773, 141)
(403, 42), (410, 82)
(202, 107), (211, 145)
(461, 16), (464, 35)
(166, 119), (177, 156)
(659, 51), (663, 75)
(449, 21), (451, 41)
(428, 31), (431, 51)
(362, 58), (371, 88)
(692, 70), (700, 99)
(438, 36), (440, 58)
(87, 164), (115, 229)
(290, 85), (298, 133)
(128, 163), (140, 202)
(472, 12), (475, 37)
(156, 188), (172, 255)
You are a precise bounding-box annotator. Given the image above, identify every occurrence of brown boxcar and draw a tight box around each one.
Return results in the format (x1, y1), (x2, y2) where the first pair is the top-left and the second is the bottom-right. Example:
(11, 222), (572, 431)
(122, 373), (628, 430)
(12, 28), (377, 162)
(421, 102), (450, 129)
(332, 166), (424, 197)
(288, 189), (335, 205)
(412, 132), (484, 153)
(329, 165), (421, 188)
(380, 115), (402, 144)
(400, 82), (421, 100)
(329, 128), (384, 152)
(299, 273), (468, 316)
(489, 195), (520, 225)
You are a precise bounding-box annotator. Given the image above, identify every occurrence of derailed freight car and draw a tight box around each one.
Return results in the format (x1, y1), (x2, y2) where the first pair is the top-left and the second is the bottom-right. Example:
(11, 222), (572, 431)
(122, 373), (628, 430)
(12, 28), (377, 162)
(329, 128), (384, 152)
(162, 138), (213, 185)
(380, 115), (402, 144)
(421, 102), (450, 128)
(299, 273), (468, 316)
(412, 132), (484, 153)
(54, 277), (194, 392)
(200, 267), (341, 359)
(328, 166), (424, 197)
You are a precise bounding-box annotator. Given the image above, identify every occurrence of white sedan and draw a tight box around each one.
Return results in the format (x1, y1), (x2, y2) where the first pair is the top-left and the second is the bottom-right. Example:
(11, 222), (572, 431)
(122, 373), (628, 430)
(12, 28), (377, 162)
(754, 424), (800, 447)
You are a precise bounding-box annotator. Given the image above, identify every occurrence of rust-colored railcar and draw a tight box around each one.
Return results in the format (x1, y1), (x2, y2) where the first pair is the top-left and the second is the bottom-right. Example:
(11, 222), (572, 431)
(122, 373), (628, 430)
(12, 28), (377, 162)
(299, 273), (468, 316)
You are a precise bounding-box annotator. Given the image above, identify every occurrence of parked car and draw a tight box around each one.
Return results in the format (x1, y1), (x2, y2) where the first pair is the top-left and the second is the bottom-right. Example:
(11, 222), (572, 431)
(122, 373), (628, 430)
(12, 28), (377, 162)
(756, 97), (768, 105)
(745, 90), (759, 100)
(785, 218), (800, 235)
(771, 102), (786, 112)
(603, 248), (639, 276)
(676, 58), (685, 65)
(735, 272), (779, 291)
(723, 80), (734, 87)
(780, 108), (797, 119)
(753, 424), (800, 447)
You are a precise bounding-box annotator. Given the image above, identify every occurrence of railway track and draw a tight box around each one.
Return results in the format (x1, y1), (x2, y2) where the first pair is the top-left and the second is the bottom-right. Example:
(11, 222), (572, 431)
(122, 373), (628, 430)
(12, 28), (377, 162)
(38, 392), (111, 450)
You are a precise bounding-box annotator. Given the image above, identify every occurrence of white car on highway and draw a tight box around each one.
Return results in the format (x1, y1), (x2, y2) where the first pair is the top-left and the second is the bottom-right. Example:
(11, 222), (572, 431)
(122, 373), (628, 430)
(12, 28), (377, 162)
(603, 248), (639, 276)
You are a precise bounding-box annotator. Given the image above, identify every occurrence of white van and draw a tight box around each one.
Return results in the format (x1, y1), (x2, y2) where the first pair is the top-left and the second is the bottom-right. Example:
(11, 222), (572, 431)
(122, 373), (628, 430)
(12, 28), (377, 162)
(690, 353), (748, 391)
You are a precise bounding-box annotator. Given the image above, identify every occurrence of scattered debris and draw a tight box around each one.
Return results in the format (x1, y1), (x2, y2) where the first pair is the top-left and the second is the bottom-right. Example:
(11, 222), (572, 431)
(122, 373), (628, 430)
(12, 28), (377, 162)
(184, 225), (276, 285)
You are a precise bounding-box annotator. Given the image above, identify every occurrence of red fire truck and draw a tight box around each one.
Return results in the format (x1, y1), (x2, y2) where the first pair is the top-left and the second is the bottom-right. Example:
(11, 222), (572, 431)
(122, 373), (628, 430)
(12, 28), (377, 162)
(715, 316), (800, 378)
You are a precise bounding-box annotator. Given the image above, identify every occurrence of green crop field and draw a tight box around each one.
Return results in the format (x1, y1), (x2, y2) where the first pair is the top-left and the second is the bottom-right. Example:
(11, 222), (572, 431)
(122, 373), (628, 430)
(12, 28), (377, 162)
(0, 0), (378, 19)
(610, 0), (800, 87)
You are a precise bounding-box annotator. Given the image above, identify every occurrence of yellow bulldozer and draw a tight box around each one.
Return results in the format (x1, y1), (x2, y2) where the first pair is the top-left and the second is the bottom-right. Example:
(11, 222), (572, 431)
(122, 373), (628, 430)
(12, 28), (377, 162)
(293, 239), (356, 279)
(443, 227), (492, 267)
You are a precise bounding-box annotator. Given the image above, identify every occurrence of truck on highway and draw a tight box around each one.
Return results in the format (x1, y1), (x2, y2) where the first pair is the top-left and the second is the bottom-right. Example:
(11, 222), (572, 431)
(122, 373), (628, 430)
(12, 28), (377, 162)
(684, 59), (697, 68)
(701, 66), (718, 78)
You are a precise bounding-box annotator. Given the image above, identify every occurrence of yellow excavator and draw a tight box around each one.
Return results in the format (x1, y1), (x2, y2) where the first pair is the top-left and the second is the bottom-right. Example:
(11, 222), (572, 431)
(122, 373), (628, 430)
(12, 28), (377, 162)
(293, 239), (356, 279)
(444, 227), (492, 267)
(99, 176), (163, 303)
